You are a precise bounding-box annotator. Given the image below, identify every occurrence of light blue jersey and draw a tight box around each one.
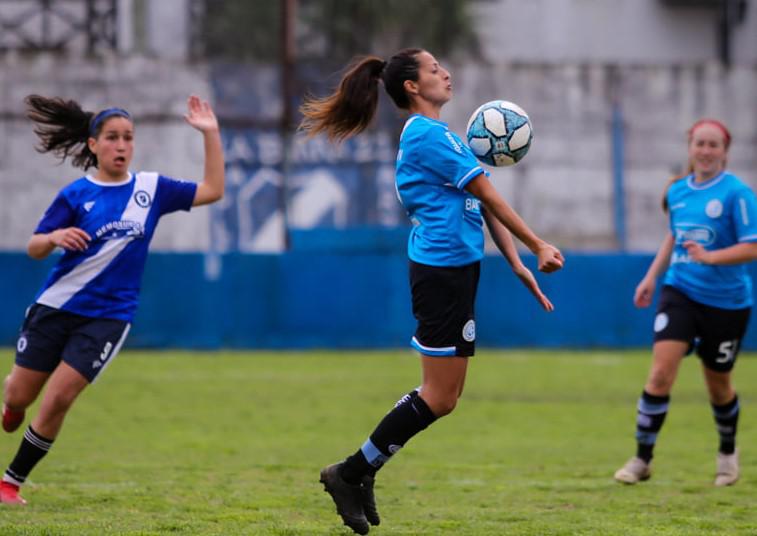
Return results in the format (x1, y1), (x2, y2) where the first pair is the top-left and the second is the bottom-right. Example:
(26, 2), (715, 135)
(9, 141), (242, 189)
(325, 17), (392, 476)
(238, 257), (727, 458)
(33, 172), (197, 321)
(395, 114), (488, 267)
(664, 171), (757, 309)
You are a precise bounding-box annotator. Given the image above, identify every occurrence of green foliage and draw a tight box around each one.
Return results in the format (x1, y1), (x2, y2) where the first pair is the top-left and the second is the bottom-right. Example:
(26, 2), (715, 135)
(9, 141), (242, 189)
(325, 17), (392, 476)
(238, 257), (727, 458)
(298, 0), (481, 61)
(198, 1), (281, 61)
(198, 0), (480, 62)
(0, 349), (755, 534)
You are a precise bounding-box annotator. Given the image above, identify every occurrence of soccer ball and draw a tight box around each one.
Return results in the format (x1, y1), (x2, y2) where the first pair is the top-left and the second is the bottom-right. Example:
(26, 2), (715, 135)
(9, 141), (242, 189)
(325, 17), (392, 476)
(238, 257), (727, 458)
(465, 100), (533, 167)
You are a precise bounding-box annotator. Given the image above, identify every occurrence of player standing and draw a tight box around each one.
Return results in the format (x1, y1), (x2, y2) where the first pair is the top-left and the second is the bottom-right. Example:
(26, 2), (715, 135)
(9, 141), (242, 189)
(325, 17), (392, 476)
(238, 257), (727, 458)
(614, 119), (757, 487)
(300, 48), (564, 534)
(0, 94), (224, 505)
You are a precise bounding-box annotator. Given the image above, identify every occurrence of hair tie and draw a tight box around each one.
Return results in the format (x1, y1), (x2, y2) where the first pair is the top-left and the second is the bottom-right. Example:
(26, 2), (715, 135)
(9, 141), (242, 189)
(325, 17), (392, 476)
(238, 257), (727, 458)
(89, 107), (131, 137)
(372, 59), (387, 78)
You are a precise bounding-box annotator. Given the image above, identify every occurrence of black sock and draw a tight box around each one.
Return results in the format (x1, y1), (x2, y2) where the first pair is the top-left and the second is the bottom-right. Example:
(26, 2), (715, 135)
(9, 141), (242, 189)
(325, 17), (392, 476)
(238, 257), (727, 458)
(712, 395), (739, 455)
(3, 426), (54, 486)
(635, 391), (669, 463)
(341, 388), (436, 484)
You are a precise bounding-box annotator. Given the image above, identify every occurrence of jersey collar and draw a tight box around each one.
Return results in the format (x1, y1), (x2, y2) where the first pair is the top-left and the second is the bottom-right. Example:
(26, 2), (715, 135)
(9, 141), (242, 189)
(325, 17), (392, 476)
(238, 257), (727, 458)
(687, 171), (726, 190)
(85, 172), (133, 187)
(408, 113), (447, 127)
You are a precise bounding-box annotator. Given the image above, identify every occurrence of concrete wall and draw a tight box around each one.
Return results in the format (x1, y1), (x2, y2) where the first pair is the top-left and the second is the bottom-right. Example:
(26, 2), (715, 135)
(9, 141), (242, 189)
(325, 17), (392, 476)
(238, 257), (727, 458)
(475, 0), (757, 65)
(444, 61), (757, 251)
(1, 0), (756, 254)
(0, 54), (214, 251)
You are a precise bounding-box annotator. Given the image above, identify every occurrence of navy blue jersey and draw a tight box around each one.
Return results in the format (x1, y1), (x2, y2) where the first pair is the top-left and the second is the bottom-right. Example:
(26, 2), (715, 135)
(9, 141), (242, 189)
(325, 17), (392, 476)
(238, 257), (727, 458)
(33, 172), (197, 321)
(664, 171), (757, 309)
(395, 114), (488, 267)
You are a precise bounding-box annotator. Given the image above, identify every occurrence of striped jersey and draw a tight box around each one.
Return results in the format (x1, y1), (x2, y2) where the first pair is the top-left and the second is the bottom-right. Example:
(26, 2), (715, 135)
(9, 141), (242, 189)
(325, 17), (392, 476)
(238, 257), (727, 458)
(664, 171), (757, 309)
(395, 114), (488, 267)
(33, 172), (197, 321)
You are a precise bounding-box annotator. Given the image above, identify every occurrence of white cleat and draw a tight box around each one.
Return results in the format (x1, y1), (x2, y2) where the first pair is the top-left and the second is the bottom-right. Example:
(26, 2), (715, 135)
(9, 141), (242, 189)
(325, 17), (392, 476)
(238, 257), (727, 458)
(714, 450), (739, 487)
(614, 456), (651, 484)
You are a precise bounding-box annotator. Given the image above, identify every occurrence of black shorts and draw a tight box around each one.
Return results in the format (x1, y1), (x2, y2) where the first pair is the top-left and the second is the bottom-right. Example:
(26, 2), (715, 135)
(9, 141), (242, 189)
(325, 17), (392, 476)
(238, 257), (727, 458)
(409, 260), (480, 357)
(15, 304), (131, 383)
(654, 286), (750, 373)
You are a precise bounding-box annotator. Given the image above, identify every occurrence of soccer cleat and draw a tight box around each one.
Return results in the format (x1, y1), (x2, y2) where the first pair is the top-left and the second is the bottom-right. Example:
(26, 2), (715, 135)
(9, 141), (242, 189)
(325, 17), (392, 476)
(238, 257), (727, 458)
(320, 463), (369, 535)
(360, 475), (380, 526)
(714, 450), (739, 487)
(0, 481), (27, 505)
(2, 405), (24, 433)
(614, 456), (652, 484)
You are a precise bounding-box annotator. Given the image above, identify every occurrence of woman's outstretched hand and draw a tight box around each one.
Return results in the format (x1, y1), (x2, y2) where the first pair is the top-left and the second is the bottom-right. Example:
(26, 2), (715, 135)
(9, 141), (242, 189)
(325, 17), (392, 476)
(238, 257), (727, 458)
(184, 95), (219, 133)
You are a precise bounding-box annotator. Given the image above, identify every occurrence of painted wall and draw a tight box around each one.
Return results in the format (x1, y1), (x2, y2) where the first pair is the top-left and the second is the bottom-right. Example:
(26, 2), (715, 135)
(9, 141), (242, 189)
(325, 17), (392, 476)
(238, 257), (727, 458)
(3, 245), (757, 351)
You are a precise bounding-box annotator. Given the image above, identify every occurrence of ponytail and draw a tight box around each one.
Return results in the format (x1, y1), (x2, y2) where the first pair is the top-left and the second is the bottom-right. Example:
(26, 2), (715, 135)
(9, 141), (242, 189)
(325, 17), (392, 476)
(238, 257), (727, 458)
(299, 48), (423, 142)
(299, 56), (386, 142)
(25, 95), (130, 170)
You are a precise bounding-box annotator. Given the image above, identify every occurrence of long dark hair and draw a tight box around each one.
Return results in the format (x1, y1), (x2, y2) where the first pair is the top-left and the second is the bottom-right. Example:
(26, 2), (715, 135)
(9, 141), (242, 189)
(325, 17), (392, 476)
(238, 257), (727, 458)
(299, 48), (423, 142)
(25, 95), (131, 170)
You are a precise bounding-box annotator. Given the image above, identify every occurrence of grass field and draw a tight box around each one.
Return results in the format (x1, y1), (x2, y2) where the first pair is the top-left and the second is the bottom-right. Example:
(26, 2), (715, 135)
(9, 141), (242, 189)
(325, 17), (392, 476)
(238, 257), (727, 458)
(0, 349), (755, 535)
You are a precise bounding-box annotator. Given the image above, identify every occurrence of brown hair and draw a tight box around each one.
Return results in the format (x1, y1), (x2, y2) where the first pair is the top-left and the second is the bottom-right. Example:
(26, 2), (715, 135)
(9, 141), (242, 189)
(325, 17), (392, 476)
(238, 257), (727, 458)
(299, 48), (423, 142)
(25, 95), (131, 170)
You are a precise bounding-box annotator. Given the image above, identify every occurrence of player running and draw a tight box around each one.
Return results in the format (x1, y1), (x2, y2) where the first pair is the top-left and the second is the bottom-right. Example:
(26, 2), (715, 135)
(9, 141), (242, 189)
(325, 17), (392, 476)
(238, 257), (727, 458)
(0, 94), (224, 505)
(614, 119), (757, 487)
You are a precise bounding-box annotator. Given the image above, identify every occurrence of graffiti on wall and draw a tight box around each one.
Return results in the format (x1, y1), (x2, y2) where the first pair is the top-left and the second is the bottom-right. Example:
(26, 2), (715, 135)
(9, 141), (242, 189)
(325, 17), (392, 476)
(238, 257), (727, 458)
(215, 128), (402, 252)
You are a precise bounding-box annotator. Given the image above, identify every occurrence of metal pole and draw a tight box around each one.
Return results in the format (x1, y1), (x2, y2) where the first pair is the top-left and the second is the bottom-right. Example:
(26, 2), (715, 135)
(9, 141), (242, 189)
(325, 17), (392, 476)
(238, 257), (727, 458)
(609, 67), (627, 252)
(279, 0), (296, 251)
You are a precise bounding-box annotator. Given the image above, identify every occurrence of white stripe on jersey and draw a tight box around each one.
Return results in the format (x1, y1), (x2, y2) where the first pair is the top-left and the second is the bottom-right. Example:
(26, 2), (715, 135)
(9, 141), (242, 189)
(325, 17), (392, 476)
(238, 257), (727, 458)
(37, 172), (159, 310)
(399, 115), (422, 142)
(456, 166), (483, 189)
(740, 197), (750, 226)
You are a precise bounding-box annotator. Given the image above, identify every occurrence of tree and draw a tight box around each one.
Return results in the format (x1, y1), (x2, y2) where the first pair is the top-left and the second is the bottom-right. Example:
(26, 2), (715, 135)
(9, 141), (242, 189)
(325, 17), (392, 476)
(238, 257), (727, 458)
(198, 0), (480, 62)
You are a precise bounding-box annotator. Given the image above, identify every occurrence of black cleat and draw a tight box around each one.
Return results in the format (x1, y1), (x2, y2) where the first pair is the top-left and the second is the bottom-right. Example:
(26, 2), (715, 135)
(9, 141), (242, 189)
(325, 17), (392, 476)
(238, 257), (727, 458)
(360, 475), (380, 526)
(320, 463), (370, 535)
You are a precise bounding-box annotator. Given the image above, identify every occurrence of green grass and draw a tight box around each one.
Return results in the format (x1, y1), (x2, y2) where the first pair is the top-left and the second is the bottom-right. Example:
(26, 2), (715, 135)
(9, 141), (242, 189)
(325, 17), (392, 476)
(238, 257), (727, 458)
(0, 349), (755, 535)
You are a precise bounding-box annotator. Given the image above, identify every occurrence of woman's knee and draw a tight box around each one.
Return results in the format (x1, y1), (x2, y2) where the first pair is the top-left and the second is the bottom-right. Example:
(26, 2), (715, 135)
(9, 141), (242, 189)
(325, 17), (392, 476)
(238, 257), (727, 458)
(428, 394), (459, 417)
(4, 375), (37, 409)
(42, 389), (79, 415)
(646, 366), (677, 393)
(704, 374), (734, 404)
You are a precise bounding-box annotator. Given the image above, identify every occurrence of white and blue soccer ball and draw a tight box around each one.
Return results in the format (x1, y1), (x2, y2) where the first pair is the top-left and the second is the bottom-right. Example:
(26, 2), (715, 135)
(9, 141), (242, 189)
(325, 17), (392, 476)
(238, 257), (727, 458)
(465, 100), (532, 167)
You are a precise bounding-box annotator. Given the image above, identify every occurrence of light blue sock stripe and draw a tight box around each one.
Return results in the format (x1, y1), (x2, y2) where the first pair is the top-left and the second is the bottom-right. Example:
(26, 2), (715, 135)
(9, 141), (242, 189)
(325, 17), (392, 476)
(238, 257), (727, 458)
(361, 439), (390, 467)
(638, 398), (669, 415)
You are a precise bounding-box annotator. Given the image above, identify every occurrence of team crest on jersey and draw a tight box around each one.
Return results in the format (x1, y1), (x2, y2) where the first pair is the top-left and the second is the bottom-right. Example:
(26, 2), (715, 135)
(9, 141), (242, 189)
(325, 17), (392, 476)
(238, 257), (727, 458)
(134, 190), (152, 208)
(705, 199), (723, 218)
(462, 319), (476, 342)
